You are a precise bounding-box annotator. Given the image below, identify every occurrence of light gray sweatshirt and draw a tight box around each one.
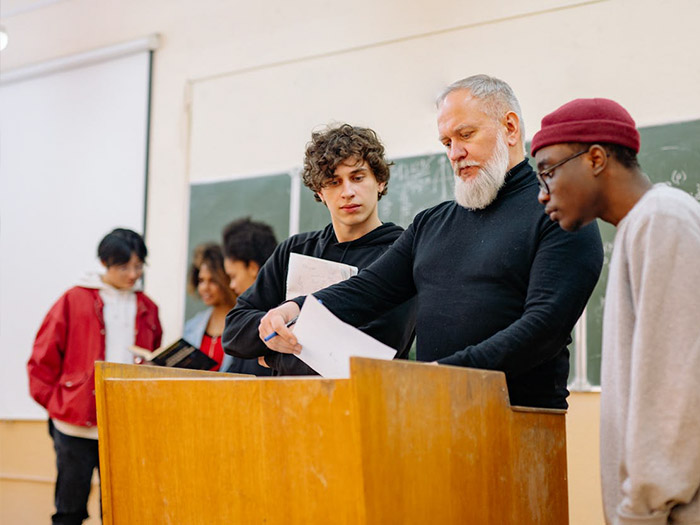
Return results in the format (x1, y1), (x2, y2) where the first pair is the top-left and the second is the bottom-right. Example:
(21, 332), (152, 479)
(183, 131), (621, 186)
(601, 185), (700, 525)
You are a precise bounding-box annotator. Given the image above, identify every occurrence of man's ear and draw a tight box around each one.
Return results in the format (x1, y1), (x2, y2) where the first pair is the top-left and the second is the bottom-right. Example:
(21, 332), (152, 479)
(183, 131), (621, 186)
(503, 111), (521, 147)
(316, 192), (325, 205)
(588, 145), (609, 176)
(377, 181), (386, 195)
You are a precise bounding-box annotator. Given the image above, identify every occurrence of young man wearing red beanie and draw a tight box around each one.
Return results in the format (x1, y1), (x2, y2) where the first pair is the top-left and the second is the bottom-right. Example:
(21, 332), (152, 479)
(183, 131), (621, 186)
(532, 98), (700, 525)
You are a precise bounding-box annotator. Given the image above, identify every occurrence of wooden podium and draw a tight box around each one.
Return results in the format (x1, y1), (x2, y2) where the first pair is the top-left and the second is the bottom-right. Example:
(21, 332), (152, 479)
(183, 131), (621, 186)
(95, 359), (568, 524)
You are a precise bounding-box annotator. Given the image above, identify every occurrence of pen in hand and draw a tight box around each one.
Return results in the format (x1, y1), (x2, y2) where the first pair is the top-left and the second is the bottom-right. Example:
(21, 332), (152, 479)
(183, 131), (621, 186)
(263, 299), (320, 343)
(263, 316), (299, 342)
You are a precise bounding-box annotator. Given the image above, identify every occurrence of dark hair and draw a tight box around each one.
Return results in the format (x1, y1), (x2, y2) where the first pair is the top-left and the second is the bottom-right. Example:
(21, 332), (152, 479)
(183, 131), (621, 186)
(221, 218), (277, 267)
(302, 124), (392, 202)
(571, 142), (640, 169)
(187, 243), (237, 306)
(97, 228), (147, 267)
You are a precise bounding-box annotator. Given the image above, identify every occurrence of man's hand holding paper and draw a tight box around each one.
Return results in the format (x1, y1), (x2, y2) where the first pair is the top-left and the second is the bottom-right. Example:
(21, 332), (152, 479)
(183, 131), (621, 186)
(258, 301), (301, 354)
(265, 295), (396, 379)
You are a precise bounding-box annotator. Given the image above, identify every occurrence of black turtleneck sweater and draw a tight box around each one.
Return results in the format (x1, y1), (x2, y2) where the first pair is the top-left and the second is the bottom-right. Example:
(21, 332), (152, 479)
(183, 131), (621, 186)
(293, 160), (603, 408)
(223, 222), (417, 375)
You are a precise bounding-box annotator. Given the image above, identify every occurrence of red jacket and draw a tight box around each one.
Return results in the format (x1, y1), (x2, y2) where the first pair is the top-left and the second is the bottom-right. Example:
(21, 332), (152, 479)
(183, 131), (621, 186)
(27, 286), (162, 427)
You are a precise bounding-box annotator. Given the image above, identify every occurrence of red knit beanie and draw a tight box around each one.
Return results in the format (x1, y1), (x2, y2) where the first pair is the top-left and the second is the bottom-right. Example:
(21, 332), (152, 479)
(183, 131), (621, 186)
(531, 98), (640, 155)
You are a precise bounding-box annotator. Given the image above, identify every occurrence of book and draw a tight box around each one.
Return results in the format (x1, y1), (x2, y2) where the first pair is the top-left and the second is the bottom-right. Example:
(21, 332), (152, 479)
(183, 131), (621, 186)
(129, 338), (218, 370)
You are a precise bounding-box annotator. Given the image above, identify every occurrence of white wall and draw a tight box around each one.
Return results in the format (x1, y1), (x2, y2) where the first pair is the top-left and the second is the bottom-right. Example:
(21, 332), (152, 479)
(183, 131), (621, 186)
(0, 48), (151, 418)
(2, 0), (699, 377)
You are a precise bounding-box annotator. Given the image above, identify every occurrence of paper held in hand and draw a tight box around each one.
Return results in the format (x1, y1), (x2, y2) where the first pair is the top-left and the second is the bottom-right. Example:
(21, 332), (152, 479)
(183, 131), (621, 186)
(293, 295), (396, 378)
(285, 253), (358, 301)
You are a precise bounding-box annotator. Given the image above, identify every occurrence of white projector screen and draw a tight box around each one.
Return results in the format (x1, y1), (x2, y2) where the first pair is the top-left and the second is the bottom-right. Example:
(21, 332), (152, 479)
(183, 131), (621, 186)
(0, 48), (152, 419)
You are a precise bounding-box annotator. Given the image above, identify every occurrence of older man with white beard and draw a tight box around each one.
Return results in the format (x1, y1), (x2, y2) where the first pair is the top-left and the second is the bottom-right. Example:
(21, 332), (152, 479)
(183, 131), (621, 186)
(258, 75), (603, 409)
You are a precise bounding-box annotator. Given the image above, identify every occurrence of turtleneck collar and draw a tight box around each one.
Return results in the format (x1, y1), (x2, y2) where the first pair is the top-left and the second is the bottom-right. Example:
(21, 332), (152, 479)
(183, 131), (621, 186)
(500, 158), (535, 194)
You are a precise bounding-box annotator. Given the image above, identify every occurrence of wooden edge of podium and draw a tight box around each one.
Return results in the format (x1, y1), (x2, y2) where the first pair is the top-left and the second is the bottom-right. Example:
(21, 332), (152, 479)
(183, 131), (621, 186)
(349, 357), (567, 415)
(94, 363), (114, 525)
(94, 361), (249, 379)
(511, 405), (567, 415)
(97, 361), (564, 416)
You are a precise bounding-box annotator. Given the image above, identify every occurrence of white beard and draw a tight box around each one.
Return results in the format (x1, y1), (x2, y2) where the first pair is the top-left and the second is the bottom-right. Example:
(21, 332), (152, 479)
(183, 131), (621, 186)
(453, 132), (509, 210)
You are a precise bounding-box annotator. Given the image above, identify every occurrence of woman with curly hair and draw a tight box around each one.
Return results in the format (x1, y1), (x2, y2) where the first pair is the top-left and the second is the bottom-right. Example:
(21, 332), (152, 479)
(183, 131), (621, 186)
(184, 243), (237, 371)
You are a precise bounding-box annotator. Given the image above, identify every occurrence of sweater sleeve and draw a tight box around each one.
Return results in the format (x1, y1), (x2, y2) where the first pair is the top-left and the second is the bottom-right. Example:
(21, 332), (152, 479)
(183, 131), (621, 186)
(27, 293), (69, 409)
(614, 212), (700, 525)
(299, 225), (418, 327)
(222, 241), (290, 359)
(438, 219), (603, 376)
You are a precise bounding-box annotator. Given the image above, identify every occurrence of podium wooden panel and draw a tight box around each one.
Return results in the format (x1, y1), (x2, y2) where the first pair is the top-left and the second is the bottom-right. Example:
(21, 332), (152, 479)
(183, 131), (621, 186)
(351, 359), (567, 524)
(95, 359), (568, 524)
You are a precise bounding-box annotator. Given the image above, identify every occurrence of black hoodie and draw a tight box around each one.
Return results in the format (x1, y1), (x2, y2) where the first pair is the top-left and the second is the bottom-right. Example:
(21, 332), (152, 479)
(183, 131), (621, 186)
(222, 222), (417, 375)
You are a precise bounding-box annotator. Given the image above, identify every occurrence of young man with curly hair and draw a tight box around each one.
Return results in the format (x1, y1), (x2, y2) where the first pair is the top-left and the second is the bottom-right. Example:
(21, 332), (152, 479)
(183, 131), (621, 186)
(222, 124), (416, 375)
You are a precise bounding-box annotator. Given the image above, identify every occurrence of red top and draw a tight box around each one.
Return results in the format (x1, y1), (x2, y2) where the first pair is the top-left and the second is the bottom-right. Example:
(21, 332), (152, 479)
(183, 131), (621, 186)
(200, 333), (224, 371)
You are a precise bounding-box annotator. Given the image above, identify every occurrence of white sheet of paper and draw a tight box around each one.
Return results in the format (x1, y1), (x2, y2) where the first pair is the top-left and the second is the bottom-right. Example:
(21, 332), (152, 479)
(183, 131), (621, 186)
(285, 253), (358, 301)
(293, 295), (396, 378)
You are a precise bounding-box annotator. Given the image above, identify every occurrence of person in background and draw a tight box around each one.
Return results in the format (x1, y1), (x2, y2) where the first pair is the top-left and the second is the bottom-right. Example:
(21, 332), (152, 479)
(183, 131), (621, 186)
(220, 217), (278, 376)
(27, 228), (162, 525)
(531, 97), (700, 524)
(223, 124), (416, 375)
(183, 243), (237, 372)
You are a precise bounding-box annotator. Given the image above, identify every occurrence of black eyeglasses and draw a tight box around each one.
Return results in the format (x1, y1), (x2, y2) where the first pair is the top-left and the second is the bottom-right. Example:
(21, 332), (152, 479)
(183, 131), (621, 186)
(536, 149), (589, 195)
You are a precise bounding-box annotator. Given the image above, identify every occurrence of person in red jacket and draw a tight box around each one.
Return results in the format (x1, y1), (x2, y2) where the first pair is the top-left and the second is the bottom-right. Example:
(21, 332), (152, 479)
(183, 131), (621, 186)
(27, 228), (162, 525)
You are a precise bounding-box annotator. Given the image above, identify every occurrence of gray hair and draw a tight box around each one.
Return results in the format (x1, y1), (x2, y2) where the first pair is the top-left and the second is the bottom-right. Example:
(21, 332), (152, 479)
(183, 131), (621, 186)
(436, 74), (525, 142)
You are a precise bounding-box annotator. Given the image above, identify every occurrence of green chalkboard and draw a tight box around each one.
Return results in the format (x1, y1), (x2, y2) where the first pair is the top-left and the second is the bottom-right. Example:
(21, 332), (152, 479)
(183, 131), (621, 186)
(298, 180), (332, 233)
(377, 154), (455, 228)
(185, 173), (291, 321)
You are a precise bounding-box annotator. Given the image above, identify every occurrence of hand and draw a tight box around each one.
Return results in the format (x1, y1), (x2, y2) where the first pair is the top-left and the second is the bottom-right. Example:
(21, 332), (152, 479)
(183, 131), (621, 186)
(258, 356), (270, 368)
(259, 302), (302, 354)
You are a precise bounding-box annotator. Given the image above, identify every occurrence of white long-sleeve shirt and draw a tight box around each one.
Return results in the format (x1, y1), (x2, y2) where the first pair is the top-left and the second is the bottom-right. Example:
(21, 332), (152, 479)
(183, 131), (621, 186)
(601, 184), (700, 525)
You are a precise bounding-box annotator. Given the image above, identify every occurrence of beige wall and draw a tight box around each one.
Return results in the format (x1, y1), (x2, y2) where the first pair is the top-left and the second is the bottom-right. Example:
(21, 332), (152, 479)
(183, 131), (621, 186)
(0, 420), (100, 524)
(567, 392), (603, 524)
(1, 0), (697, 522)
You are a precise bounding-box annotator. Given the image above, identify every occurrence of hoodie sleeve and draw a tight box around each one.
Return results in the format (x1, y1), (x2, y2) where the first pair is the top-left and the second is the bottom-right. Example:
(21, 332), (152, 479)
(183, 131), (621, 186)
(222, 240), (291, 359)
